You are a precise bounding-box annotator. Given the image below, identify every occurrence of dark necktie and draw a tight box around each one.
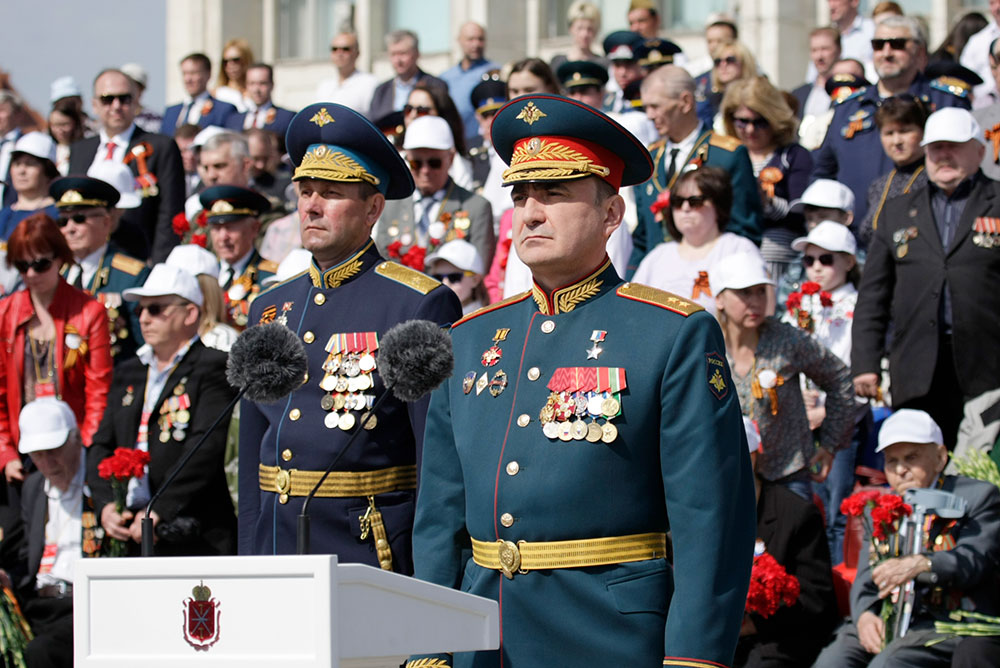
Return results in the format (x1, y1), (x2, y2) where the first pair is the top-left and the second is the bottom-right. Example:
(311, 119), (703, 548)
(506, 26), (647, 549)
(664, 148), (680, 185)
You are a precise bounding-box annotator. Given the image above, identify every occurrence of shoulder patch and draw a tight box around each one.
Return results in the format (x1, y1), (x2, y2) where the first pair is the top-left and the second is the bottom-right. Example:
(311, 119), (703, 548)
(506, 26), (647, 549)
(708, 133), (742, 152)
(453, 291), (531, 328)
(374, 261), (441, 295)
(110, 253), (146, 276)
(617, 282), (704, 316)
(258, 259), (279, 273)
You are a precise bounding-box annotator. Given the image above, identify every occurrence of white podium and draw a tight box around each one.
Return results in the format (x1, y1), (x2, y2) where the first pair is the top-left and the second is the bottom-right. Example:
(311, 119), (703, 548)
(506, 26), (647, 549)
(74, 555), (499, 667)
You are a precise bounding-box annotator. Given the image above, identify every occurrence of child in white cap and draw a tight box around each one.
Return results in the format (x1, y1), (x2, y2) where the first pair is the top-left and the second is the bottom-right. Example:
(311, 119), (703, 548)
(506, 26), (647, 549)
(425, 239), (486, 315)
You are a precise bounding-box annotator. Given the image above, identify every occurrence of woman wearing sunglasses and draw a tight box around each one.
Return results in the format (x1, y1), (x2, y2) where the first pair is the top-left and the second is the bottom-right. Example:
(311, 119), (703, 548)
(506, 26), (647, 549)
(402, 83), (474, 189)
(632, 166), (759, 314)
(0, 213), (112, 484)
(721, 76), (813, 287)
(699, 40), (759, 129)
(213, 38), (254, 113)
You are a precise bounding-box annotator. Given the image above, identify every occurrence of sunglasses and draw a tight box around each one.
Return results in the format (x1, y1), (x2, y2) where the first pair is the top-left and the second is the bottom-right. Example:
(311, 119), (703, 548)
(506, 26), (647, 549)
(403, 104), (434, 117)
(13, 257), (54, 274)
(431, 272), (470, 283)
(98, 93), (133, 106)
(713, 55), (739, 67)
(802, 253), (835, 267)
(733, 116), (770, 130)
(57, 212), (102, 227)
(134, 302), (184, 318)
(330, 45), (353, 53)
(223, 57), (243, 64)
(670, 195), (707, 209)
(871, 37), (910, 51)
(408, 157), (444, 171)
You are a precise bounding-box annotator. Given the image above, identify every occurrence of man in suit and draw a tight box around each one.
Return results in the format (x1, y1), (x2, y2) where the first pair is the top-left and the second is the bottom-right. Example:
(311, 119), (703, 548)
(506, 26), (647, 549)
(814, 409), (1000, 667)
(228, 63), (295, 139)
(238, 103), (461, 562)
(406, 94), (754, 668)
(68, 68), (185, 263)
(630, 64), (762, 275)
(367, 30), (447, 124)
(790, 27), (842, 120)
(88, 264), (237, 556)
(5, 399), (103, 668)
(853, 108), (1000, 450)
(376, 115), (495, 273)
(161, 53), (239, 134)
(52, 171), (148, 362)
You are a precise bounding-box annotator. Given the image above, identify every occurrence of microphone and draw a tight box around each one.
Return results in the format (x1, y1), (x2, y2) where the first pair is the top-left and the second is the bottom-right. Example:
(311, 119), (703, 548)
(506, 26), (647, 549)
(296, 320), (453, 554)
(141, 323), (307, 556)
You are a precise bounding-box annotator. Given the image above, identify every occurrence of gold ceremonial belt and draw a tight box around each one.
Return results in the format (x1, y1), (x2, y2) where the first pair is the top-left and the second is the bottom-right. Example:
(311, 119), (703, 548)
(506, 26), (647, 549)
(258, 463), (416, 501)
(471, 532), (667, 579)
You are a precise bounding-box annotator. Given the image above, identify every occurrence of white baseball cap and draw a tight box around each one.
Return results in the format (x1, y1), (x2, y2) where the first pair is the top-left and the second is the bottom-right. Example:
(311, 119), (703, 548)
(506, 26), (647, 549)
(743, 416), (761, 454)
(262, 248), (312, 287)
(790, 179), (855, 213)
(18, 399), (77, 454)
(709, 252), (773, 295)
(921, 107), (987, 147)
(403, 116), (455, 151)
(791, 220), (858, 255)
(123, 263), (204, 307)
(49, 76), (81, 103)
(86, 161), (142, 209)
(425, 239), (485, 275)
(166, 244), (220, 279)
(192, 125), (229, 148)
(876, 409), (945, 453)
(12, 132), (58, 168)
(120, 63), (148, 89)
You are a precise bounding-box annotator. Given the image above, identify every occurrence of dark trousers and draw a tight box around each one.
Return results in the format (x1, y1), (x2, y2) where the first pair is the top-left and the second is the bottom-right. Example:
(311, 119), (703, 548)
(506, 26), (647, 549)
(951, 636), (1000, 668)
(897, 337), (964, 450)
(23, 596), (73, 668)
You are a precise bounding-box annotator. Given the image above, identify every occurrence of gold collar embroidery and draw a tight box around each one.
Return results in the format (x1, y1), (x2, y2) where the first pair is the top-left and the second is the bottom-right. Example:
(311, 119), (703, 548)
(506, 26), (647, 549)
(531, 259), (610, 315)
(308, 241), (371, 289)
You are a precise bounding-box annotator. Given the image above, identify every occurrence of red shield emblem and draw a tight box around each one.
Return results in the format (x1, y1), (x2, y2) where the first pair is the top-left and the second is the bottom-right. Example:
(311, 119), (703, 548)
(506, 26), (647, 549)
(183, 581), (220, 650)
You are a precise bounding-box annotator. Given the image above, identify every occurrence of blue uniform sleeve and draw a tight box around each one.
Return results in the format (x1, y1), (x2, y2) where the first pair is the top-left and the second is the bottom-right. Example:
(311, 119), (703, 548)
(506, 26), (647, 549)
(810, 106), (843, 180)
(238, 396), (267, 555)
(659, 311), (756, 666)
(723, 145), (764, 245)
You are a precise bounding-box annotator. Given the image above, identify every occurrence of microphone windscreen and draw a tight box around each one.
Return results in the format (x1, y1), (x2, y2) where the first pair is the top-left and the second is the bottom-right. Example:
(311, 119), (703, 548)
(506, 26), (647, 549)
(378, 320), (454, 402)
(227, 322), (308, 403)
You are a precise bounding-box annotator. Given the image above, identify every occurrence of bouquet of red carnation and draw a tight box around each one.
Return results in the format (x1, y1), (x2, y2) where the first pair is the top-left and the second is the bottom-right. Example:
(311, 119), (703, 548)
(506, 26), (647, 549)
(97, 448), (151, 557)
(171, 210), (209, 247)
(649, 190), (671, 222)
(400, 245), (427, 271)
(386, 239), (403, 260)
(785, 281), (833, 333)
(745, 551), (800, 618)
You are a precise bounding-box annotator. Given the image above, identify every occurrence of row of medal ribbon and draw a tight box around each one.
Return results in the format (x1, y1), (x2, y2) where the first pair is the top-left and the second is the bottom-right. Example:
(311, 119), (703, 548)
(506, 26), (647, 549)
(540, 389), (622, 443)
(973, 216), (1000, 248)
(318, 332), (380, 431)
(156, 382), (192, 442)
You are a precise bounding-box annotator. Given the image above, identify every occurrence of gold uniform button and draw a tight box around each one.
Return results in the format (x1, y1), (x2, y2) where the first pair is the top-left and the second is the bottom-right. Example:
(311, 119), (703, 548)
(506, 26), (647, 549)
(506, 461), (520, 476)
(540, 320), (555, 333)
(303, 331), (315, 344)
(500, 513), (514, 527)
(376, 538), (388, 549)
(517, 413), (530, 427)
(281, 449), (293, 462)
(302, 372), (309, 384)
(289, 408), (301, 421)
(314, 293), (326, 305)
(527, 367), (540, 381)
(279, 493), (289, 504)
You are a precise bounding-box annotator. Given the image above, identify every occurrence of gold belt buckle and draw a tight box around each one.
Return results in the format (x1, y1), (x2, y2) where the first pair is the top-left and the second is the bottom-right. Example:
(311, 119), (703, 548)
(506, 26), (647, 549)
(498, 540), (522, 579)
(274, 469), (292, 495)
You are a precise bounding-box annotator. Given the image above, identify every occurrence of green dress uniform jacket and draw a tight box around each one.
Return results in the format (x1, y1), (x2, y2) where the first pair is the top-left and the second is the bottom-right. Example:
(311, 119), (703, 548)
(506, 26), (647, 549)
(410, 260), (756, 668)
(222, 249), (278, 329)
(629, 126), (763, 276)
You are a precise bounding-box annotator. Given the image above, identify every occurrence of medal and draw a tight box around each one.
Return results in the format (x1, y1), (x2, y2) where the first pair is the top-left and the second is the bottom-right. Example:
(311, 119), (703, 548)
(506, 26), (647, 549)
(488, 370), (508, 397)
(571, 420), (588, 440)
(481, 328), (509, 367)
(173, 429), (186, 441)
(897, 243), (908, 258)
(122, 385), (134, 407)
(475, 372), (489, 395)
(333, 394), (347, 410)
(543, 422), (560, 439)
(159, 430), (171, 443)
(320, 394), (335, 411)
(338, 412), (356, 431)
(320, 374), (337, 392)
(355, 374), (373, 391)
(601, 397), (620, 417)
(361, 411), (377, 430)
(359, 353), (376, 372)
(587, 330), (606, 359)
(601, 422), (618, 443)
(586, 422), (603, 443)
(334, 377), (349, 393)
(558, 422), (573, 441)
(463, 371), (476, 395)
(324, 412), (340, 429)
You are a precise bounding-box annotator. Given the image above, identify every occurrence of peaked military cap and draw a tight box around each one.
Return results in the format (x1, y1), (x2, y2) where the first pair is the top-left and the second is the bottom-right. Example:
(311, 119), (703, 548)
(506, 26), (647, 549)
(603, 31), (642, 62)
(50, 176), (120, 209)
(924, 61), (984, 96)
(824, 72), (869, 101)
(634, 38), (682, 69)
(285, 102), (415, 200)
(200, 185), (271, 224)
(556, 61), (609, 90)
(623, 79), (645, 111)
(490, 94), (653, 188)
(471, 76), (508, 115)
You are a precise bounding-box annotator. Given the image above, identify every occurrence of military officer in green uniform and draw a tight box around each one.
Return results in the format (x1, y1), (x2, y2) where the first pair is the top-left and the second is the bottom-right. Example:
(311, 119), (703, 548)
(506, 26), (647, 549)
(238, 103), (462, 567)
(200, 185), (278, 330)
(408, 95), (755, 668)
(51, 171), (149, 361)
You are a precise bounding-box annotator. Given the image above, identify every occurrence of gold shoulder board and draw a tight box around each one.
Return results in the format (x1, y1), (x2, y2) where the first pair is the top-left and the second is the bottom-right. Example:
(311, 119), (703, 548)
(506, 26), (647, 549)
(110, 254), (146, 276)
(375, 261), (441, 295)
(617, 282), (704, 317)
(453, 291), (531, 328)
(708, 133), (742, 152)
(258, 259), (279, 273)
(648, 138), (666, 152)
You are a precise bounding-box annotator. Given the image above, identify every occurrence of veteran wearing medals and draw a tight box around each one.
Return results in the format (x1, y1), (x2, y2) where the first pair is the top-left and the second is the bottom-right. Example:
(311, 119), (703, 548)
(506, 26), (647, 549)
(237, 103), (461, 567)
(201, 185), (277, 330)
(88, 264), (237, 555)
(52, 167), (149, 362)
(408, 95), (755, 668)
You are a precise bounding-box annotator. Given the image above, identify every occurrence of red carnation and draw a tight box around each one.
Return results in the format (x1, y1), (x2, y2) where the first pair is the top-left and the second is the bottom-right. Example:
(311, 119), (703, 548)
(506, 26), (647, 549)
(98, 447), (150, 481)
(401, 245), (426, 272)
(819, 291), (833, 307)
(785, 292), (802, 313)
(649, 189), (671, 215)
(191, 233), (207, 248)
(387, 240), (403, 259)
(840, 489), (880, 517)
(745, 551), (800, 618)
(172, 212), (190, 237)
(801, 281), (821, 295)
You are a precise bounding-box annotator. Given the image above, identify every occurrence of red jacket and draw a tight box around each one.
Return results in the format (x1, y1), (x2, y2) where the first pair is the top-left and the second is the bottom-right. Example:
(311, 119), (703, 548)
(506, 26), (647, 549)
(0, 279), (112, 468)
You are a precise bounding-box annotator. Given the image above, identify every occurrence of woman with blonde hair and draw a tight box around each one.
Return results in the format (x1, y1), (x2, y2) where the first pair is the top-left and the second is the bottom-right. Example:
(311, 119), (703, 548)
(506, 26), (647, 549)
(698, 40), (759, 129)
(549, 2), (606, 73)
(165, 245), (238, 352)
(721, 76), (812, 286)
(215, 38), (254, 112)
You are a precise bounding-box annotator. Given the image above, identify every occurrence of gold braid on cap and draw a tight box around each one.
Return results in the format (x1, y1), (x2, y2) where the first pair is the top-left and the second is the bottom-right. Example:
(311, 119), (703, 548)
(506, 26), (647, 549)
(294, 145), (381, 187)
(502, 138), (611, 184)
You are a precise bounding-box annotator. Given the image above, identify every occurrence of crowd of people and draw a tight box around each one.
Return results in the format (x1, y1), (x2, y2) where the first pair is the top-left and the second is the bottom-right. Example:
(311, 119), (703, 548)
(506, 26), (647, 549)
(0, 0), (998, 665)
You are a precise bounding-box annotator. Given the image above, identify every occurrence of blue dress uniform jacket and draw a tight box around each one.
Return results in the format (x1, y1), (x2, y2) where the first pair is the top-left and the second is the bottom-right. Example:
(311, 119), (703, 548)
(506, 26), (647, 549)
(411, 260), (756, 668)
(630, 126), (763, 276)
(811, 76), (969, 226)
(238, 241), (461, 569)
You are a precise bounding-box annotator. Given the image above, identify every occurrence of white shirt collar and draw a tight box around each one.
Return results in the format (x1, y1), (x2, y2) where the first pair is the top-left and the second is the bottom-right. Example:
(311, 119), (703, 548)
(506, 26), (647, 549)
(99, 124), (136, 147)
(221, 248), (255, 276)
(183, 90), (211, 106)
(137, 335), (199, 370)
(79, 243), (107, 276)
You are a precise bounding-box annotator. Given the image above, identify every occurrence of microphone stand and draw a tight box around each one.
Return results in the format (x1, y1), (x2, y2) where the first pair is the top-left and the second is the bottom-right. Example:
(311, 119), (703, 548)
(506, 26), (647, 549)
(141, 387), (247, 556)
(297, 387), (395, 555)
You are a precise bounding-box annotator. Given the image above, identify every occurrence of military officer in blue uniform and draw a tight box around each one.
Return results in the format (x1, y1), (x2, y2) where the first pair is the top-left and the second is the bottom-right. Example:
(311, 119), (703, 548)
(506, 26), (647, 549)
(51, 174), (149, 361)
(238, 103), (462, 569)
(602, 31), (643, 114)
(199, 185), (278, 329)
(408, 95), (755, 668)
(811, 15), (970, 225)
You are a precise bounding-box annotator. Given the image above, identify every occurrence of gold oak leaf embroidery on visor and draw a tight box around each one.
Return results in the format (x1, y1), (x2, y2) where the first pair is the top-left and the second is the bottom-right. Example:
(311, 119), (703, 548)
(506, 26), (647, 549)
(502, 138), (612, 183)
